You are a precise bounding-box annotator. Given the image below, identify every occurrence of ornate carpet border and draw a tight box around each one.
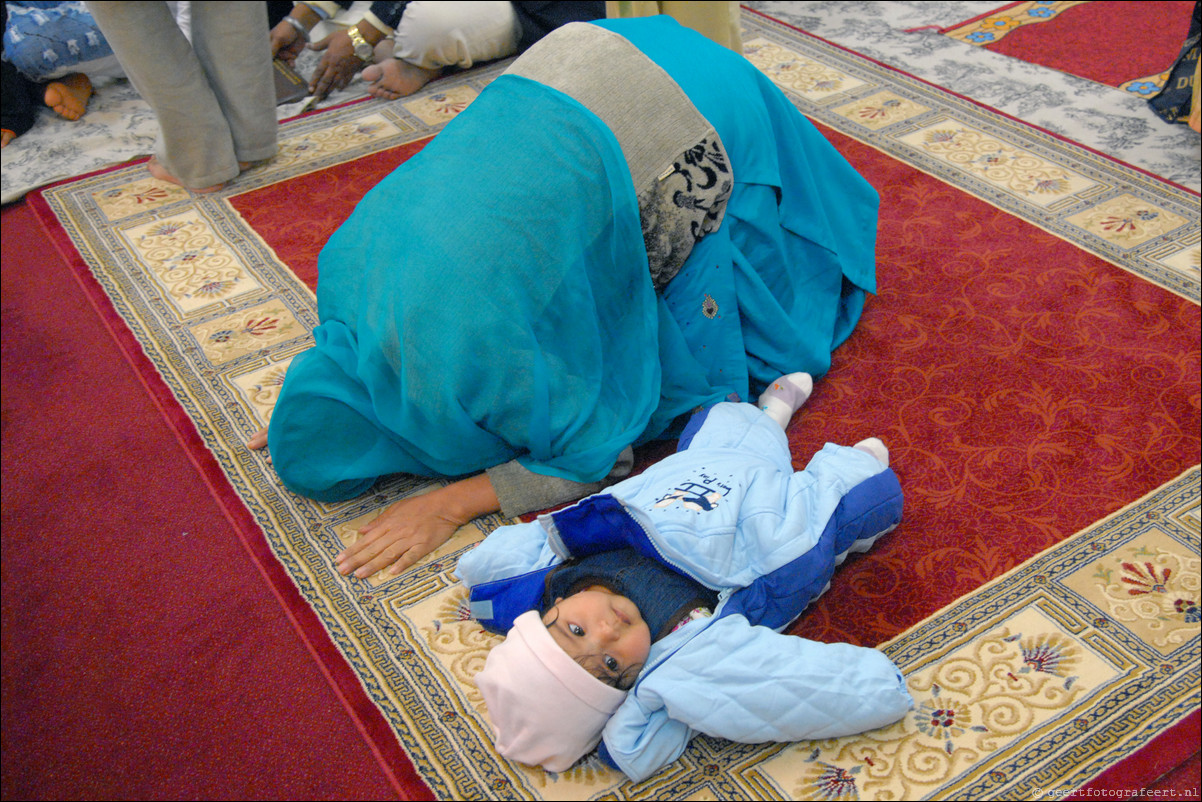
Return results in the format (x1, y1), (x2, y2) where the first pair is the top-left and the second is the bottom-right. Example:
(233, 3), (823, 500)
(30, 14), (1200, 801)
(741, 10), (1201, 303)
(941, 1), (1087, 47)
(30, 63), (512, 800)
(872, 466), (1200, 801)
(940, 0), (1177, 98)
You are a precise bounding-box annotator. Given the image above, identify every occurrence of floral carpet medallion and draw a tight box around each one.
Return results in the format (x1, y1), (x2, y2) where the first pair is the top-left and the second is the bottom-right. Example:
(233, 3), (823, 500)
(32, 11), (1199, 800)
(774, 469), (1199, 801)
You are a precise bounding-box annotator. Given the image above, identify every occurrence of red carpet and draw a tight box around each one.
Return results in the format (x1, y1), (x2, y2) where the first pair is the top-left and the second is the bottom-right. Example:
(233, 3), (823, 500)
(945, 1), (1195, 87)
(4, 40), (1199, 802)
(796, 128), (1202, 798)
(232, 117), (1199, 796)
(0, 199), (409, 800)
(787, 126), (1201, 646)
(231, 125), (1201, 646)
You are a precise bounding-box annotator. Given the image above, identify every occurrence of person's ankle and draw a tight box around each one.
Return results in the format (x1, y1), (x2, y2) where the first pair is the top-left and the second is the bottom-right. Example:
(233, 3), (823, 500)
(147, 156), (226, 193)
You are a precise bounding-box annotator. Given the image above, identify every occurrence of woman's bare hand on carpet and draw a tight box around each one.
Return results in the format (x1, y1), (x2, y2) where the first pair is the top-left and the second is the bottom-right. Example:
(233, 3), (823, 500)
(336, 473), (500, 578)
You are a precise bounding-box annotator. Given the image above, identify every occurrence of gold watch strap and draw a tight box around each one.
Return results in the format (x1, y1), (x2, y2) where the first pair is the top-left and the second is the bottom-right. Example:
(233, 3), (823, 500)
(347, 24), (373, 63)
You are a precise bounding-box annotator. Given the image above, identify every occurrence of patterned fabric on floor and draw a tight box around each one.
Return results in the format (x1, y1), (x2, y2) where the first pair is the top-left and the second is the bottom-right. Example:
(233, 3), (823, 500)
(784, 468), (1200, 800)
(746, 0), (1202, 192)
(28, 11), (1199, 800)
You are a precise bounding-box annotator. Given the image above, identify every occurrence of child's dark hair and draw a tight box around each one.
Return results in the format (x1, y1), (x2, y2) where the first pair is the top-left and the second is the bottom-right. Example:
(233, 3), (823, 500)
(543, 607), (643, 691)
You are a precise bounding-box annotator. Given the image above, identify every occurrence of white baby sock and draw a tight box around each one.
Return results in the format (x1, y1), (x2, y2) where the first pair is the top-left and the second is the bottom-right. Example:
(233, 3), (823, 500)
(853, 437), (889, 467)
(757, 372), (813, 429)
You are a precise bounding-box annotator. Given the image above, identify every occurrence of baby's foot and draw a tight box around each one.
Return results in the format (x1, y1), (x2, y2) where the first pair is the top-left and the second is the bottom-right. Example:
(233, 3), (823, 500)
(853, 437), (889, 467)
(43, 72), (93, 121)
(757, 372), (813, 429)
(363, 56), (442, 100)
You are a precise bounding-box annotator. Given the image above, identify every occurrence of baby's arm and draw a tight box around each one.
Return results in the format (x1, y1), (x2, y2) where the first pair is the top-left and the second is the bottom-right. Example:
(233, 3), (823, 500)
(456, 519), (563, 633)
(604, 615), (912, 781)
(455, 519), (557, 590)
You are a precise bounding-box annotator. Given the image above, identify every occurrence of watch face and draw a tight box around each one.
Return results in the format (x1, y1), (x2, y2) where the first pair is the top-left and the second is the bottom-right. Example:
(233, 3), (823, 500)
(355, 42), (373, 62)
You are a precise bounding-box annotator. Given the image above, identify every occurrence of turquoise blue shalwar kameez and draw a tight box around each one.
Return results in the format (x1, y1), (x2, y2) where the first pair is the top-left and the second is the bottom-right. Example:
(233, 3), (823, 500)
(267, 16), (879, 504)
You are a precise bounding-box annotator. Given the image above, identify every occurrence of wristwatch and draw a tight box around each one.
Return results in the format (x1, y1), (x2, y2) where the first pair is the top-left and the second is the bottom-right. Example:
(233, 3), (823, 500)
(347, 24), (374, 64)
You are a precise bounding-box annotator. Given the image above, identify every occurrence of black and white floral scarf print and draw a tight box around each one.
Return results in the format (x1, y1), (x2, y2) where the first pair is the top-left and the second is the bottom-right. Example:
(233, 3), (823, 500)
(639, 136), (733, 290)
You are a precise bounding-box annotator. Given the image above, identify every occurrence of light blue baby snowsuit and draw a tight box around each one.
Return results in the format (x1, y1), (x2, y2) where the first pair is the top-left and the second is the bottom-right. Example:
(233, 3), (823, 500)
(457, 402), (914, 780)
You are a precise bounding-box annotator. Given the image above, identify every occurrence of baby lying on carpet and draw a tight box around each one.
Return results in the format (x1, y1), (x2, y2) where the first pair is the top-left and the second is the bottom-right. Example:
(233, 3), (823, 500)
(457, 373), (913, 780)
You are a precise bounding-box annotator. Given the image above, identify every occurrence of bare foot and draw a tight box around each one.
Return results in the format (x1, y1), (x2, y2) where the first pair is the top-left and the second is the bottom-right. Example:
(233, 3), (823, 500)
(147, 156), (225, 193)
(147, 156), (255, 194)
(363, 57), (442, 100)
(248, 426), (272, 464)
(43, 73), (93, 121)
(248, 426), (269, 450)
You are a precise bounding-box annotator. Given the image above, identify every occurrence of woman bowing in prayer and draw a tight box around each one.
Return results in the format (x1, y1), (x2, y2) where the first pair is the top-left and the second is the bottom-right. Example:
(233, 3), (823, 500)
(249, 15), (880, 579)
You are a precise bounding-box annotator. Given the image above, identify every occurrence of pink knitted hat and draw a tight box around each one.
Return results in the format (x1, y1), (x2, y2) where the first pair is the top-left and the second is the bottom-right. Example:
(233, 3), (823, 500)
(475, 610), (628, 772)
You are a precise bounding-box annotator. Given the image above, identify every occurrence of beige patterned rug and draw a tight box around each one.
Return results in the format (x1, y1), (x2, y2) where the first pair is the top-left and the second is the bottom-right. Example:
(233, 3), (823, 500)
(828, 467), (1199, 801)
(30, 11), (1199, 800)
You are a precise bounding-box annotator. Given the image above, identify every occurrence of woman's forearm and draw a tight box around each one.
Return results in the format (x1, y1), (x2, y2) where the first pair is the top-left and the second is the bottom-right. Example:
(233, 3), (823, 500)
(443, 472), (501, 524)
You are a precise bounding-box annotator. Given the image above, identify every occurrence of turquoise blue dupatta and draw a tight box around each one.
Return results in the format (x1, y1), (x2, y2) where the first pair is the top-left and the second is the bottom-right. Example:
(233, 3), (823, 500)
(269, 17), (879, 502)
(269, 76), (658, 499)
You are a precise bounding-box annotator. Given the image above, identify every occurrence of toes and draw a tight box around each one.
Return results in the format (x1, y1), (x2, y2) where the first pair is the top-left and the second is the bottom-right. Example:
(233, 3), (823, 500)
(147, 155), (227, 192)
(44, 80), (89, 120)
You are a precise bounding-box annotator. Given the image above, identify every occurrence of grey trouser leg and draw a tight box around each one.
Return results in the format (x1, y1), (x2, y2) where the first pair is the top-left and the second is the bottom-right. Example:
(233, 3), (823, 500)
(88, 1), (277, 187)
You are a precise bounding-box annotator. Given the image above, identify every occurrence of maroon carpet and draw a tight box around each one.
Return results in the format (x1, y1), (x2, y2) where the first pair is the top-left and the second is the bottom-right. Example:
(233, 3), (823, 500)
(4, 25), (1200, 799)
(6, 148), (1197, 801)
(785, 127), (1201, 647)
(1, 198), (409, 800)
(229, 123), (1201, 797)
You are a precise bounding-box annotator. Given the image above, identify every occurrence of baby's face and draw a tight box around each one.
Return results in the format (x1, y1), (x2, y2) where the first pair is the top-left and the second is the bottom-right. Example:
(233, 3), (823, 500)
(543, 586), (651, 689)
